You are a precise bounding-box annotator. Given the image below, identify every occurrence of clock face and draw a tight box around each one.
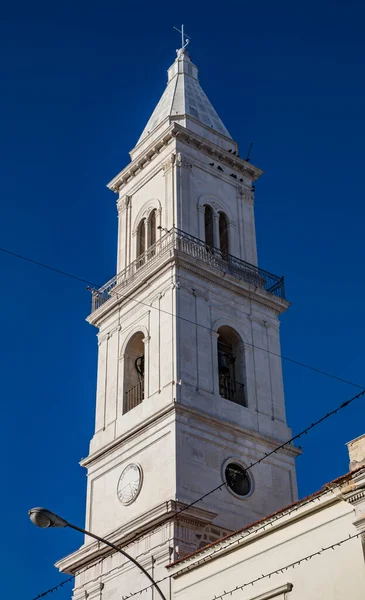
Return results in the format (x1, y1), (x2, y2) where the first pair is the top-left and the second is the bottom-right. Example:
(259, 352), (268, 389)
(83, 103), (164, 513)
(117, 463), (142, 505)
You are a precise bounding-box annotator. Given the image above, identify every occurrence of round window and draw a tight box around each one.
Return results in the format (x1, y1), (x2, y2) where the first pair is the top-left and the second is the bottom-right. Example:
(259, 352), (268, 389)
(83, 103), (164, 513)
(225, 462), (251, 496)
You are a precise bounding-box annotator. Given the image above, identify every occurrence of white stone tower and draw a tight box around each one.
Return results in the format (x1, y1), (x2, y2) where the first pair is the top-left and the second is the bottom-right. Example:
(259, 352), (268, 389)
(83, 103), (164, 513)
(57, 45), (300, 600)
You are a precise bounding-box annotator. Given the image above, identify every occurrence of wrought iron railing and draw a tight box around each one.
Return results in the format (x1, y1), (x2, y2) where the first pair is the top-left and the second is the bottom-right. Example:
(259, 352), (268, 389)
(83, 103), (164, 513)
(124, 380), (144, 413)
(90, 228), (286, 312)
(219, 374), (245, 406)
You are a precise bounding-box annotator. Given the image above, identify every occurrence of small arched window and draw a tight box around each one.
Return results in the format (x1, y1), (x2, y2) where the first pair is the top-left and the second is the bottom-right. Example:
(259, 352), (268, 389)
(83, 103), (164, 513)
(217, 326), (246, 406)
(124, 332), (145, 413)
(137, 219), (146, 266)
(219, 212), (229, 257)
(204, 205), (214, 248)
(148, 209), (157, 256)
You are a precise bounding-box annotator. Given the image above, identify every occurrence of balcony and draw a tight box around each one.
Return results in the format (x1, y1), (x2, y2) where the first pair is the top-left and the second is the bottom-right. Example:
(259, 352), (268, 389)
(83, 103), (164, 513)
(125, 380), (144, 413)
(219, 373), (245, 406)
(90, 228), (286, 312)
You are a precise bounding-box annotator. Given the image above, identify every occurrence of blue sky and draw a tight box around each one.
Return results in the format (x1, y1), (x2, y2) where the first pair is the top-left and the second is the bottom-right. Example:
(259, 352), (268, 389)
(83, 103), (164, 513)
(1, 1), (365, 598)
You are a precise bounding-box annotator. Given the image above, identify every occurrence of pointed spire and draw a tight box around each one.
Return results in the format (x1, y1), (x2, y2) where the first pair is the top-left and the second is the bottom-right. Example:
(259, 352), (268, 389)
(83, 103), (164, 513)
(135, 47), (232, 148)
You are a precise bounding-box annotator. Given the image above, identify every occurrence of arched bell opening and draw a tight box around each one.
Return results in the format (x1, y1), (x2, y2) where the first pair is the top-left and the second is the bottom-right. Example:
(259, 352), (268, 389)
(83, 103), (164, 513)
(136, 218), (146, 268)
(219, 212), (229, 257)
(217, 326), (246, 406)
(204, 204), (214, 248)
(124, 332), (145, 413)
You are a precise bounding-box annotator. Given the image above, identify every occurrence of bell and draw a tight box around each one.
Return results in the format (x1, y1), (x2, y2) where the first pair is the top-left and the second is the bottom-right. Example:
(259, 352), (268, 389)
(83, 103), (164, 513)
(218, 352), (229, 374)
(135, 356), (144, 377)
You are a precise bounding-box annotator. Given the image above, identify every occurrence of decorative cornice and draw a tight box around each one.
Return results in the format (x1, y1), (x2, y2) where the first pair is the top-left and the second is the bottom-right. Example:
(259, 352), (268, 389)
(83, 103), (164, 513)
(175, 255), (290, 315)
(239, 187), (255, 205)
(55, 500), (217, 575)
(176, 152), (193, 168)
(162, 153), (176, 173)
(344, 489), (365, 504)
(107, 123), (263, 193)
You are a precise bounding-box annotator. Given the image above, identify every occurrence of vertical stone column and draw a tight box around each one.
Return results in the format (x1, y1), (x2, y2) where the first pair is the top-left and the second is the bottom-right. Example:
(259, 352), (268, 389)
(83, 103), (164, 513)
(264, 320), (287, 422)
(143, 330), (151, 400)
(94, 333), (108, 432)
(176, 152), (193, 231)
(211, 330), (220, 395)
(117, 194), (130, 273)
(248, 315), (273, 434)
(162, 154), (176, 230)
(197, 203), (205, 241)
(344, 436), (365, 555)
(213, 212), (220, 249)
(241, 187), (257, 266)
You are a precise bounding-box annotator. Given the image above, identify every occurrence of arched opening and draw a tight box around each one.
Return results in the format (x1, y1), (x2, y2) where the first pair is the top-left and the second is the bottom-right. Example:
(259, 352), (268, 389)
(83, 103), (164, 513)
(124, 332), (145, 413)
(219, 212), (229, 257)
(137, 219), (146, 267)
(204, 205), (214, 248)
(217, 326), (246, 406)
(148, 209), (157, 257)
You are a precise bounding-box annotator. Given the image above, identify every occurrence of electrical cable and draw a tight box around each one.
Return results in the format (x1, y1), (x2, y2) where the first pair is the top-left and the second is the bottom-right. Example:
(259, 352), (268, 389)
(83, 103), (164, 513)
(208, 532), (361, 600)
(30, 387), (365, 600)
(0, 246), (99, 287)
(32, 576), (73, 599)
(1, 245), (363, 390)
(169, 387), (365, 518)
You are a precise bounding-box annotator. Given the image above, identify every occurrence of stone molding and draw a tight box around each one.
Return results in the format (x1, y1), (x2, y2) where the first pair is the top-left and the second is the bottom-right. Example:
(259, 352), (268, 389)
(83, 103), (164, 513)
(246, 583), (293, 600)
(132, 198), (162, 233)
(88, 251), (289, 329)
(107, 123), (262, 193)
(81, 400), (300, 473)
(176, 152), (193, 168)
(197, 193), (234, 226)
(239, 186), (255, 205)
(118, 195), (131, 214)
(56, 499), (217, 575)
(162, 153), (176, 173)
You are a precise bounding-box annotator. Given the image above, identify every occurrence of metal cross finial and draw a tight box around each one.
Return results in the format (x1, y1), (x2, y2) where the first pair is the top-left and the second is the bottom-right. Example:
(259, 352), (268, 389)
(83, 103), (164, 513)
(173, 24), (191, 50)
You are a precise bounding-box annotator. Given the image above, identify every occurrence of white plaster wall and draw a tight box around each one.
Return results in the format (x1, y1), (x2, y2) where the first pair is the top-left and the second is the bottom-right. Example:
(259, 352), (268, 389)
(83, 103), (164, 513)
(171, 500), (365, 600)
(72, 523), (173, 600)
(85, 413), (176, 538)
(89, 254), (294, 536)
(116, 142), (176, 273)
(90, 265), (177, 455)
(175, 268), (289, 441)
(175, 411), (297, 532)
(174, 140), (258, 265)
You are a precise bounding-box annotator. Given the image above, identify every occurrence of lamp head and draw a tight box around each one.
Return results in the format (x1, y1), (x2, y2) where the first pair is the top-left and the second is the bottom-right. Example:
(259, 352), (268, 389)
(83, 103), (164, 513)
(28, 507), (68, 529)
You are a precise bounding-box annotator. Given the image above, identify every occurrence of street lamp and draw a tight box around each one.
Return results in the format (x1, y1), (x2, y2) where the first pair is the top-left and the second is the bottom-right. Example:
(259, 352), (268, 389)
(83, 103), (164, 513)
(29, 507), (167, 600)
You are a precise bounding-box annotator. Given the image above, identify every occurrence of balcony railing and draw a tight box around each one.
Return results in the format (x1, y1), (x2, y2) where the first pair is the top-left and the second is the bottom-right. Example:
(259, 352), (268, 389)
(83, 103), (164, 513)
(125, 380), (144, 413)
(90, 228), (286, 312)
(219, 373), (245, 405)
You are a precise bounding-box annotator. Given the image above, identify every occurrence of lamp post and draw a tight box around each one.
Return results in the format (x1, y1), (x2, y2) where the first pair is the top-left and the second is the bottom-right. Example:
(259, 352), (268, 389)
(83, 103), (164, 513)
(28, 507), (167, 600)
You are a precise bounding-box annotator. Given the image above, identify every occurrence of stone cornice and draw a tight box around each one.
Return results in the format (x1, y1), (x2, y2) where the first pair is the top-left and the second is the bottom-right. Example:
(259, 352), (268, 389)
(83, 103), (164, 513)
(107, 123), (263, 193)
(55, 500), (217, 575)
(82, 399), (300, 474)
(174, 403), (301, 460)
(87, 249), (289, 329)
(174, 125), (263, 180)
(175, 254), (290, 315)
(168, 491), (340, 576)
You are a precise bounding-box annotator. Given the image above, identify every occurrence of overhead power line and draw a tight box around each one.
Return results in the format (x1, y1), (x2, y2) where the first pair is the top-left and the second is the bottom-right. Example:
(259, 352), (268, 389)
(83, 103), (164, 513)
(32, 483), (362, 600)
(1, 245), (363, 390)
(209, 532), (361, 600)
(33, 389), (365, 600)
(0, 246), (99, 287)
(32, 576), (73, 599)
(165, 388), (365, 518)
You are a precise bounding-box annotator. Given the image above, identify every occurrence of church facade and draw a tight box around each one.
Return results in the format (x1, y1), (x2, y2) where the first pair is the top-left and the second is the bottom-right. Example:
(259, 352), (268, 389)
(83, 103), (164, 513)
(56, 44), (365, 600)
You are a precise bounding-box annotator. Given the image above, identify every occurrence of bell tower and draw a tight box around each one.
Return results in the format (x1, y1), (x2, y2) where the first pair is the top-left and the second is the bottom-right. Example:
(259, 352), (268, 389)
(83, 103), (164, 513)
(57, 45), (300, 600)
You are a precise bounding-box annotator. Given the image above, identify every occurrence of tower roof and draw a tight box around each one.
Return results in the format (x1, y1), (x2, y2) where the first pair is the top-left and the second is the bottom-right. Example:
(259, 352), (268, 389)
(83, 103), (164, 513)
(136, 48), (233, 147)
